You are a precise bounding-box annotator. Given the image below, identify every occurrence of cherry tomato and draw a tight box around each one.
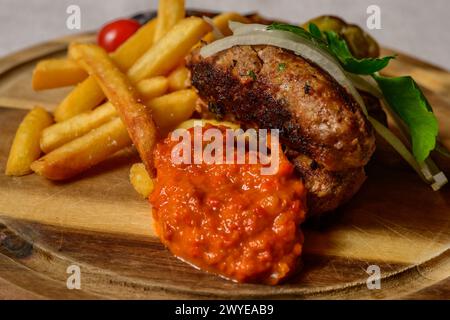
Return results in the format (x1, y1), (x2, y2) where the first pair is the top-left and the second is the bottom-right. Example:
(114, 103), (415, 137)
(97, 19), (141, 53)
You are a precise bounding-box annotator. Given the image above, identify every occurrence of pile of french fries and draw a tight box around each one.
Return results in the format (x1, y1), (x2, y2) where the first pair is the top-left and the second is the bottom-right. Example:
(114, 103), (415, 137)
(5, 0), (250, 198)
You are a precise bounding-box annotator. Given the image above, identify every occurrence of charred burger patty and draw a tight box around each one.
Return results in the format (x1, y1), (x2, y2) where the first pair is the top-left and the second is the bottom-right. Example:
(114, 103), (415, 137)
(187, 45), (376, 216)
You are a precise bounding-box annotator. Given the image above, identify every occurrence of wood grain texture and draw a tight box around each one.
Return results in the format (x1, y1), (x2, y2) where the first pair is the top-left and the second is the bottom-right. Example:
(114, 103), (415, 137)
(0, 33), (449, 299)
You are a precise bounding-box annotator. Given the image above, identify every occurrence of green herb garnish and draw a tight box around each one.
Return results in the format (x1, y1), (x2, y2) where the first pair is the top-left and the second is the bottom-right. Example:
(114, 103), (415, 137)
(373, 75), (438, 162)
(268, 23), (315, 41)
(247, 70), (257, 80)
(268, 22), (394, 75)
(308, 23), (323, 41)
(278, 63), (286, 72)
(268, 23), (328, 51)
(325, 31), (395, 75)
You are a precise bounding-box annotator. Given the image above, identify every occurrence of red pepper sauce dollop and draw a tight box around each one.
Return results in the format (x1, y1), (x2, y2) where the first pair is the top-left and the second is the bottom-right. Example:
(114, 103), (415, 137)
(150, 125), (306, 284)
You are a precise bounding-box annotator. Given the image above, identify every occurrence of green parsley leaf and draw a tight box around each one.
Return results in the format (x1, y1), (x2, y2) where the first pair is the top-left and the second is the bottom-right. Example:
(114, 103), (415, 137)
(268, 23), (314, 41)
(277, 63), (286, 72)
(267, 23), (329, 51)
(247, 70), (257, 80)
(308, 23), (323, 41)
(373, 74), (439, 162)
(268, 23), (395, 75)
(325, 31), (395, 74)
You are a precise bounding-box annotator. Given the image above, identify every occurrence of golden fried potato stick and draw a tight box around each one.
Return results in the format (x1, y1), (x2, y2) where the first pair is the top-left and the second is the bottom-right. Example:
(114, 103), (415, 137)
(31, 118), (131, 180)
(41, 102), (117, 153)
(128, 17), (211, 82)
(153, 0), (185, 43)
(54, 17), (207, 122)
(32, 59), (88, 90)
(69, 43), (157, 175)
(54, 76), (105, 122)
(41, 87), (195, 154)
(41, 76), (169, 153)
(54, 18), (158, 122)
(129, 162), (154, 198)
(136, 76), (169, 100)
(147, 89), (198, 132)
(6, 107), (53, 176)
(168, 65), (190, 92)
(32, 93), (195, 180)
(111, 18), (158, 72)
(203, 12), (251, 43)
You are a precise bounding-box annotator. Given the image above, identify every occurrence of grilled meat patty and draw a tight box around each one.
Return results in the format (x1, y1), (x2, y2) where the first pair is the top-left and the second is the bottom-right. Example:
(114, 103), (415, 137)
(289, 152), (366, 215)
(188, 45), (376, 172)
(187, 45), (377, 215)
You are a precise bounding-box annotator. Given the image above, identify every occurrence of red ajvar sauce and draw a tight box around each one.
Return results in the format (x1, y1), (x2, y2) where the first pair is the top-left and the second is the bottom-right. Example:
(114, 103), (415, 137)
(149, 125), (306, 284)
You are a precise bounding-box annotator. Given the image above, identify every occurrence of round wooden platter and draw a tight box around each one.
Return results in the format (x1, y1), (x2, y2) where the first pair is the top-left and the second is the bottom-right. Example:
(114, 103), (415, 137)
(0, 32), (450, 300)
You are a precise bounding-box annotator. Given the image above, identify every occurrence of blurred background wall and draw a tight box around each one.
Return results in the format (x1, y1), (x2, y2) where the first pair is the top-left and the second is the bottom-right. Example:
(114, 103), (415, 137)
(0, 0), (448, 69)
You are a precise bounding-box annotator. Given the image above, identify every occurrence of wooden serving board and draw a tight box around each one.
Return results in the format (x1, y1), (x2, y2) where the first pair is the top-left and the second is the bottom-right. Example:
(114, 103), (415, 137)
(0, 33), (449, 300)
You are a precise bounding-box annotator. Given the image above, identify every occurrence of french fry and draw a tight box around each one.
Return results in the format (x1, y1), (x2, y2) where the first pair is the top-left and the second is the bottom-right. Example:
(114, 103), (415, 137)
(41, 102), (117, 153)
(111, 18), (158, 72)
(147, 89), (198, 131)
(43, 76), (170, 152)
(54, 77), (105, 122)
(32, 59), (87, 90)
(136, 76), (169, 100)
(31, 118), (131, 180)
(129, 162), (154, 198)
(43, 89), (197, 156)
(153, 0), (185, 43)
(168, 65), (190, 92)
(53, 18), (157, 122)
(213, 12), (251, 35)
(69, 43), (157, 174)
(6, 107), (53, 176)
(128, 17), (211, 82)
(203, 12), (251, 43)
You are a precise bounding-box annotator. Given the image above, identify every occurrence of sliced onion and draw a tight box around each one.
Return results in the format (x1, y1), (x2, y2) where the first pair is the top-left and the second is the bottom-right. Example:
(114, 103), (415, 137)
(228, 21), (267, 35)
(375, 85), (448, 189)
(200, 30), (368, 115)
(424, 157), (448, 189)
(368, 116), (425, 180)
(202, 16), (224, 40)
(432, 172), (448, 191)
(346, 73), (383, 98)
(436, 142), (450, 158)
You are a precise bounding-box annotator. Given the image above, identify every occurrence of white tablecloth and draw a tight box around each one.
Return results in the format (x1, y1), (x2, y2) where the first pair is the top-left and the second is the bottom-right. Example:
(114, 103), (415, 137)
(1, 0), (449, 70)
